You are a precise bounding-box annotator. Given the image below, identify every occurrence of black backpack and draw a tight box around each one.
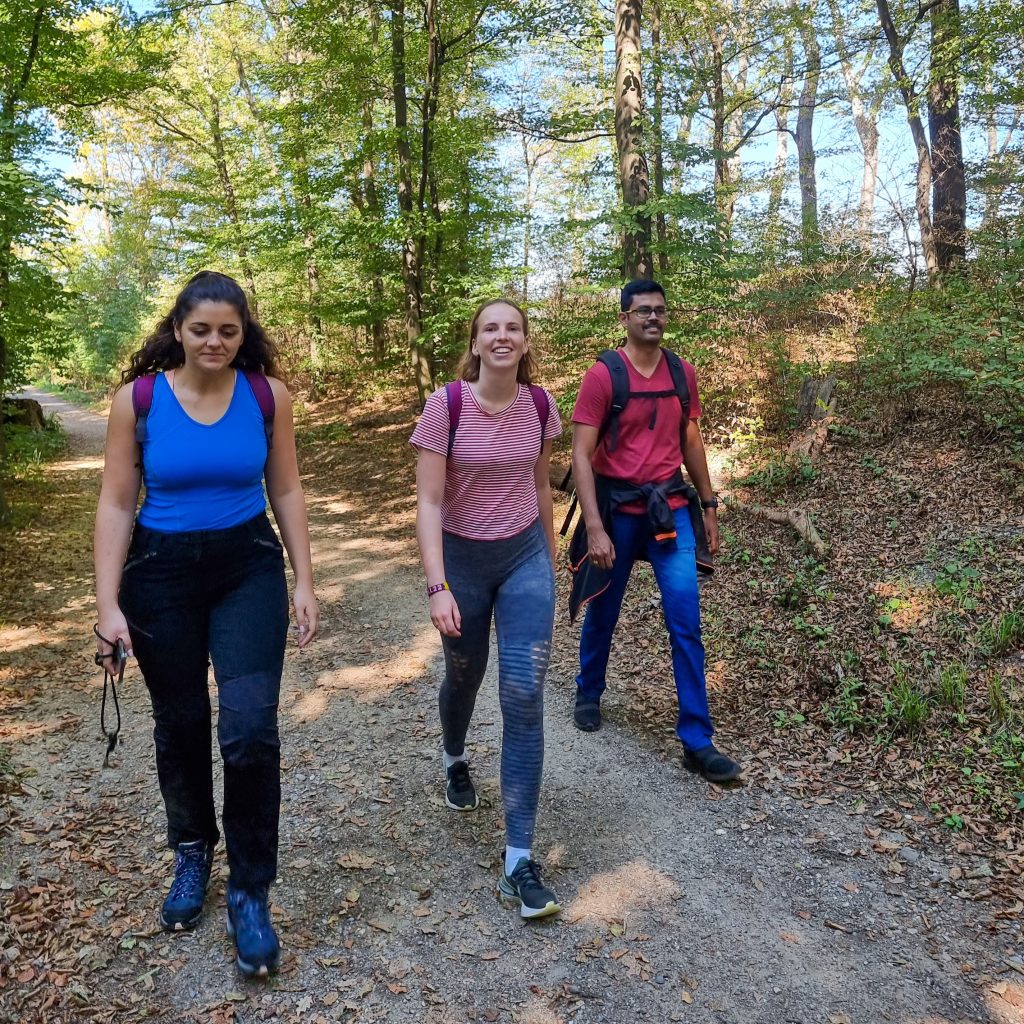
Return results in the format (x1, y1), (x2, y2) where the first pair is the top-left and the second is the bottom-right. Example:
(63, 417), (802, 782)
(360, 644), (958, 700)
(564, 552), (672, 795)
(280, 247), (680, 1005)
(558, 347), (691, 532)
(595, 347), (690, 451)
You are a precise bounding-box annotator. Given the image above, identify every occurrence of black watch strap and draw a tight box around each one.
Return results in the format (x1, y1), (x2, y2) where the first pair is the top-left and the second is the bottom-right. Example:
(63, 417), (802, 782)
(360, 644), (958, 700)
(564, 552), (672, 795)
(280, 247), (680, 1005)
(701, 497), (719, 510)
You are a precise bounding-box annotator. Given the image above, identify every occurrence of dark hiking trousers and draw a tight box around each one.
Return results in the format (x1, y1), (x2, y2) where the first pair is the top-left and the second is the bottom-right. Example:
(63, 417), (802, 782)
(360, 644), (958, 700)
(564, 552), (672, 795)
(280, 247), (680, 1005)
(119, 512), (288, 891)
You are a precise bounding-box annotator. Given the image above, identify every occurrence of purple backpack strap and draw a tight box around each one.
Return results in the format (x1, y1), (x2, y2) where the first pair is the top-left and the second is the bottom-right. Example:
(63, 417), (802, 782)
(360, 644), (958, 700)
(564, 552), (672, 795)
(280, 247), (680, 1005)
(444, 380), (463, 460)
(529, 384), (551, 456)
(132, 374), (157, 447)
(241, 370), (276, 450)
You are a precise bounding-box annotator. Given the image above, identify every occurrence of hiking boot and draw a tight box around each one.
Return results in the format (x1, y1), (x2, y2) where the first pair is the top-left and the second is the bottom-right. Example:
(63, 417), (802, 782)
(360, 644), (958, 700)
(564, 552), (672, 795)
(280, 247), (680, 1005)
(160, 839), (214, 931)
(498, 857), (560, 919)
(445, 760), (479, 811)
(226, 885), (280, 977)
(683, 744), (743, 783)
(574, 700), (601, 732)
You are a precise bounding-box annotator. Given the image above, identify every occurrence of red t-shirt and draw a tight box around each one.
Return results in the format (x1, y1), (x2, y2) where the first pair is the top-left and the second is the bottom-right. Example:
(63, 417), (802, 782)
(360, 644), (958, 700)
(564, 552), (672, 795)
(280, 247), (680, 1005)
(571, 350), (701, 513)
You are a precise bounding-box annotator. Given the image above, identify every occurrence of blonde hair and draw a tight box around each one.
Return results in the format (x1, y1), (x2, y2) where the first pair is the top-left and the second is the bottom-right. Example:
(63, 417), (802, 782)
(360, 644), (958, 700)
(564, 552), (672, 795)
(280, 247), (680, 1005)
(456, 298), (538, 383)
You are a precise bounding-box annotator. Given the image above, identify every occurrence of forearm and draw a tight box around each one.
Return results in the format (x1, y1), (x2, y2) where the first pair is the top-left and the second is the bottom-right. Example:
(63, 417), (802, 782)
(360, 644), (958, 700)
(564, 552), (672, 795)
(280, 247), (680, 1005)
(572, 446), (603, 529)
(269, 487), (314, 589)
(416, 500), (447, 585)
(537, 481), (556, 560)
(682, 430), (715, 503)
(94, 503), (136, 614)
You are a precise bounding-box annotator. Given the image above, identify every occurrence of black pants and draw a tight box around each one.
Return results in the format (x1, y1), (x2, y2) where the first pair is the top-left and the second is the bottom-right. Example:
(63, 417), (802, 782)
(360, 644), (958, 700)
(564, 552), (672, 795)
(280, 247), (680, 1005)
(119, 512), (288, 891)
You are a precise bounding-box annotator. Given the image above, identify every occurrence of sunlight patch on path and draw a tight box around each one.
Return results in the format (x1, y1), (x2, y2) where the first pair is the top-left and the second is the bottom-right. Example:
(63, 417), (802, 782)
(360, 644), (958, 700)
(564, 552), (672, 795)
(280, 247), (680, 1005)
(563, 859), (679, 925)
(288, 623), (438, 720)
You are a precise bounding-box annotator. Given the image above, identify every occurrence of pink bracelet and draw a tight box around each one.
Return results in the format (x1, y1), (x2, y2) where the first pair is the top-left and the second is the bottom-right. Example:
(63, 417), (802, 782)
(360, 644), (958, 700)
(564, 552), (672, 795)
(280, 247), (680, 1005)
(427, 582), (450, 596)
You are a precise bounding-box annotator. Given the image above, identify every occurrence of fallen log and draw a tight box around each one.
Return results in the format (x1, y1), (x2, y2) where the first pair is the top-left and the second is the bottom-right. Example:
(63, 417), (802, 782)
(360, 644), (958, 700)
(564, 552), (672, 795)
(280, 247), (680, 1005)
(725, 497), (827, 558)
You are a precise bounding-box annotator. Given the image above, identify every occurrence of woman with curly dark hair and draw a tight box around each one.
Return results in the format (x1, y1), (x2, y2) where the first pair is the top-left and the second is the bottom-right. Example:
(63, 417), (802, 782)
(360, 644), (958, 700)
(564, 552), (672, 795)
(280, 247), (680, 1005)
(93, 271), (319, 977)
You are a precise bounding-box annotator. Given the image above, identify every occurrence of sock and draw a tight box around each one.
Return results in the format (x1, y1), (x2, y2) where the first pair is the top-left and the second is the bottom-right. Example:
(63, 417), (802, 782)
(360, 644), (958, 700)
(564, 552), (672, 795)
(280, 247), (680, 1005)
(443, 750), (468, 770)
(505, 846), (531, 876)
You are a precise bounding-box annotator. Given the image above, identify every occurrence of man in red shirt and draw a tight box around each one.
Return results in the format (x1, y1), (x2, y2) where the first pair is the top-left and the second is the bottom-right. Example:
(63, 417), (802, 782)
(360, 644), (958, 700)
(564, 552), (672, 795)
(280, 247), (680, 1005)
(570, 280), (742, 783)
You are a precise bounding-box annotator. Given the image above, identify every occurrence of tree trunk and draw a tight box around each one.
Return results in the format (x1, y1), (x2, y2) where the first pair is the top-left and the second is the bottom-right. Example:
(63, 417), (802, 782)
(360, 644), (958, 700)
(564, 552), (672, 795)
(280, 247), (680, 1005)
(651, 1), (667, 275)
(928, 0), (966, 272)
(389, 0), (431, 403)
(796, 4), (821, 256)
(828, 0), (881, 242)
(614, 0), (653, 278)
(364, 4), (387, 363)
(709, 31), (733, 239)
(196, 35), (260, 309)
(876, 0), (939, 279)
(767, 18), (794, 240)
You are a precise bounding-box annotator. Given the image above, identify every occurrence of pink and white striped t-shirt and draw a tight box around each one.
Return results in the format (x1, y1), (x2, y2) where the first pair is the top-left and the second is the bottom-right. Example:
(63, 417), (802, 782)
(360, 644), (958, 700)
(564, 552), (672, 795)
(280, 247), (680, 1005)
(410, 380), (563, 540)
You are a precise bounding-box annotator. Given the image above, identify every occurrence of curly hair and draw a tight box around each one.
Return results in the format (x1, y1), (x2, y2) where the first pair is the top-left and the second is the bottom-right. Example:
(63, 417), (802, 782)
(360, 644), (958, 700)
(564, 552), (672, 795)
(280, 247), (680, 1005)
(455, 298), (537, 383)
(122, 271), (280, 384)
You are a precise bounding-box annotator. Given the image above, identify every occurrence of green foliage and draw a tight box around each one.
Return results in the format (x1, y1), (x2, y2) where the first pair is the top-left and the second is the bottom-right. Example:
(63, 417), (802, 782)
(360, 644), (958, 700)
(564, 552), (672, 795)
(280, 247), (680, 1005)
(936, 662), (968, 714)
(979, 611), (1024, 657)
(858, 268), (1024, 438)
(987, 674), (1012, 725)
(2, 418), (67, 482)
(883, 664), (931, 733)
(825, 676), (866, 733)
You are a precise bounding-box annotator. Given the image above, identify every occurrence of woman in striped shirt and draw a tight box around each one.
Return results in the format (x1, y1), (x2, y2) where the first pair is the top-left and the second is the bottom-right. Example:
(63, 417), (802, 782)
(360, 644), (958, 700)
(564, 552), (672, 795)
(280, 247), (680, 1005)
(411, 298), (563, 919)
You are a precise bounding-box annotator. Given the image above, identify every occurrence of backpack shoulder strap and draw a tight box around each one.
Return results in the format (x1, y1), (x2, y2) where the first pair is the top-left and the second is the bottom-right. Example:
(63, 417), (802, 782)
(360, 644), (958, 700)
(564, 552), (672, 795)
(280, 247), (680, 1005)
(132, 374), (158, 447)
(528, 383), (551, 458)
(596, 349), (630, 452)
(242, 370), (276, 450)
(661, 348), (691, 418)
(444, 380), (463, 460)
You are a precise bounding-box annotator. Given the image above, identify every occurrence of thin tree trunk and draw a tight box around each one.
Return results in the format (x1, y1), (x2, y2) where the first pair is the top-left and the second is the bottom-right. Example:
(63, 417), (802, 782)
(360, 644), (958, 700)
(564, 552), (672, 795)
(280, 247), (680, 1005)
(928, 0), (966, 271)
(767, 20), (794, 238)
(365, 5), (387, 363)
(876, 0), (939, 279)
(389, 0), (431, 402)
(651, 0), (667, 275)
(614, 0), (652, 278)
(828, 0), (881, 241)
(709, 31), (733, 238)
(196, 33), (259, 308)
(0, 1), (46, 518)
(796, 3), (821, 255)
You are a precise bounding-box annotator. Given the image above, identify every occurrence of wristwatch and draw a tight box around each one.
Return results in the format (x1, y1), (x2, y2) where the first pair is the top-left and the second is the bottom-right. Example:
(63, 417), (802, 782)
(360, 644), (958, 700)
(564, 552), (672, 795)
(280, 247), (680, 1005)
(701, 497), (719, 510)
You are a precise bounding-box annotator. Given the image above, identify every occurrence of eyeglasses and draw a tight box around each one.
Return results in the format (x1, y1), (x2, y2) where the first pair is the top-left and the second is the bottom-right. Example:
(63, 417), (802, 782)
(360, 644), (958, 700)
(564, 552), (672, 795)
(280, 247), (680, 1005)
(627, 306), (669, 320)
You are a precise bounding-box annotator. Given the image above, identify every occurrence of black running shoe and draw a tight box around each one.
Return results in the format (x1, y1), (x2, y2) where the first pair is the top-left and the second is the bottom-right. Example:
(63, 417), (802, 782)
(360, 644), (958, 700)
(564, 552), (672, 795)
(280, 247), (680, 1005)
(445, 760), (479, 811)
(498, 857), (560, 919)
(682, 743), (743, 783)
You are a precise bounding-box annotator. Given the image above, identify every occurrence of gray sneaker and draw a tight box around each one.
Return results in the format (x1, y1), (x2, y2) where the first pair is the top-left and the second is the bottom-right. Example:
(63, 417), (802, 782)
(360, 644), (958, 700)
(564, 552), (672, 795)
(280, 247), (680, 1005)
(498, 857), (560, 919)
(445, 761), (479, 811)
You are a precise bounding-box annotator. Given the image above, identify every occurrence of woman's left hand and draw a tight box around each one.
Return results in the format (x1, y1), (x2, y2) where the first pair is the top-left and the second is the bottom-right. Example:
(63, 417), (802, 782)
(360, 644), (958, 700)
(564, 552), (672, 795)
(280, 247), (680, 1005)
(293, 584), (320, 647)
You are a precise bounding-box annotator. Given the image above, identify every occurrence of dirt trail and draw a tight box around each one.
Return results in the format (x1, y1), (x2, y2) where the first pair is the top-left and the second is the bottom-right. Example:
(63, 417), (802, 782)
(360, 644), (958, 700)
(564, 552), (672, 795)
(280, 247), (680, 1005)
(0, 391), (1019, 1024)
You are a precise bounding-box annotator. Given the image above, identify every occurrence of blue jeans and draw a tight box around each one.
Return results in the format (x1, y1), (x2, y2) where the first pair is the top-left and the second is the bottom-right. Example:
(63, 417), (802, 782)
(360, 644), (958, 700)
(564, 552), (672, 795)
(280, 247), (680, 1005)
(440, 521), (554, 849)
(118, 512), (288, 891)
(575, 507), (715, 751)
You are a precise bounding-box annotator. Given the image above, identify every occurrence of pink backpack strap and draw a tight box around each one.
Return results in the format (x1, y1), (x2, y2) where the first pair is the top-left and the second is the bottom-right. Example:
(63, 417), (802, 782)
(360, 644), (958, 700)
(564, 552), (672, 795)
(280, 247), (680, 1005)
(241, 370), (276, 450)
(444, 380), (463, 460)
(132, 374), (158, 447)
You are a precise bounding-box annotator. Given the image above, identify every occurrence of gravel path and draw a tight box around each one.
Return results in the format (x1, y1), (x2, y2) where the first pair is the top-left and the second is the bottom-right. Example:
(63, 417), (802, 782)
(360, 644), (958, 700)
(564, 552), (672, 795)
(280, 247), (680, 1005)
(1, 390), (1018, 1024)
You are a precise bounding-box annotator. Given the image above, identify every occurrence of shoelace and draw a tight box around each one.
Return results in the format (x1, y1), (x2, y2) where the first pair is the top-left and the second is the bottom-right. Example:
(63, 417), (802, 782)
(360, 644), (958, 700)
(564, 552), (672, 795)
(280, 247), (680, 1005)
(512, 859), (543, 887)
(168, 848), (208, 900)
(449, 762), (472, 790)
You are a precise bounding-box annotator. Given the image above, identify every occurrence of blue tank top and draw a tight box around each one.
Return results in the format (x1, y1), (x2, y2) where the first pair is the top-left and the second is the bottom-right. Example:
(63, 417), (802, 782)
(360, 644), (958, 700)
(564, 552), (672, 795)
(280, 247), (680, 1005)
(137, 371), (268, 532)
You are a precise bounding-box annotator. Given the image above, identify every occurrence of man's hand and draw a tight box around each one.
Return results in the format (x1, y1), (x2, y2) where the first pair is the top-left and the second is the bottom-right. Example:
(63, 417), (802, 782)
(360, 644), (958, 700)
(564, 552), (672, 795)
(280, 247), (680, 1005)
(587, 526), (616, 570)
(704, 507), (720, 555)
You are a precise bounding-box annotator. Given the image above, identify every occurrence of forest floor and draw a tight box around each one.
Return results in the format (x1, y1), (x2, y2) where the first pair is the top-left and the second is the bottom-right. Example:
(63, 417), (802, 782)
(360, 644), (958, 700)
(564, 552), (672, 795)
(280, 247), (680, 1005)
(1, 386), (1022, 1024)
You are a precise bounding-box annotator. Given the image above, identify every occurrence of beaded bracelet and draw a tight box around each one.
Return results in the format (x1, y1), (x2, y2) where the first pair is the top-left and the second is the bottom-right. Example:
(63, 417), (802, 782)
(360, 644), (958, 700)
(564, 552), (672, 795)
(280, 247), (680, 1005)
(427, 582), (450, 596)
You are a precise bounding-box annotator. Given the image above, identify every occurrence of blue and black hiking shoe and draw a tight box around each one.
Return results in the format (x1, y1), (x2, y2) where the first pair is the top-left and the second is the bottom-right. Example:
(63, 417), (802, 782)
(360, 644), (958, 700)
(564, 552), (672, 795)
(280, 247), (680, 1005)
(226, 885), (280, 977)
(160, 839), (215, 931)
(498, 857), (560, 920)
(682, 743), (743, 784)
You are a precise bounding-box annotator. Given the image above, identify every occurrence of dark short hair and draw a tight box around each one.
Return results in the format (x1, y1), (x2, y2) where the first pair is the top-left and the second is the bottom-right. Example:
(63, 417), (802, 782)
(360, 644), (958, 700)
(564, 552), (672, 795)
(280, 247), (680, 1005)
(620, 279), (666, 312)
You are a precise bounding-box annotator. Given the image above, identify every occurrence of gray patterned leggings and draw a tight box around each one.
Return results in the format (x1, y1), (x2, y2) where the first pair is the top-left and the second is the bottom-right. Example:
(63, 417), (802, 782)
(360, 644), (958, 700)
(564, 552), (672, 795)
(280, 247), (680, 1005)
(439, 520), (555, 849)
